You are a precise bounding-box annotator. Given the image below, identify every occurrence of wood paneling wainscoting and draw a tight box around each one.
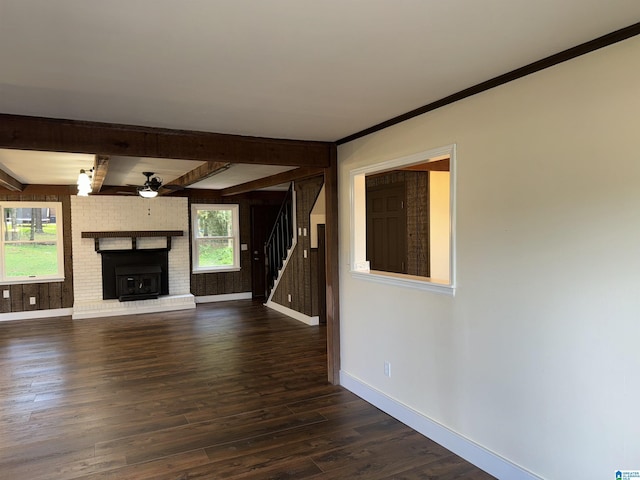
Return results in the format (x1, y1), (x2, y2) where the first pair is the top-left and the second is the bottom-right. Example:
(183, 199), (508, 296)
(0, 301), (493, 479)
(271, 176), (325, 317)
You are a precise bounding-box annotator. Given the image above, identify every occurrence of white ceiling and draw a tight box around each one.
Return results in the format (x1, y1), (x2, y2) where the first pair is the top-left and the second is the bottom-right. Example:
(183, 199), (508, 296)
(0, 148), (295, 190)
(1, 0), (639, 188)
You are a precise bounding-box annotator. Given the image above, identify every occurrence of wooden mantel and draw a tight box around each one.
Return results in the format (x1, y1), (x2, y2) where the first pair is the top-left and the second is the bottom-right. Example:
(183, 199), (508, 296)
(81, 230), (184, 252)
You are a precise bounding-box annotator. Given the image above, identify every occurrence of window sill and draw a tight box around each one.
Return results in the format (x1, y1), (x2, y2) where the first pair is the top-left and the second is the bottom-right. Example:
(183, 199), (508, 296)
(0, 276), (65, 285)
(350, 269), (454, 296)
(192, 267), (241, 274)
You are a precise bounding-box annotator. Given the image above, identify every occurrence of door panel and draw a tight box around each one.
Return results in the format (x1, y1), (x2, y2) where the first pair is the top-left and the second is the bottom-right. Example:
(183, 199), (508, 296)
(251, 205), (280, 299)
(366, 182), (407, 274)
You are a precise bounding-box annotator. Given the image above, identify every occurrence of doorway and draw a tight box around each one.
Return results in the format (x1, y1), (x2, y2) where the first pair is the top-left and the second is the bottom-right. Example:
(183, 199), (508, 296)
(250, 205), (280, 299)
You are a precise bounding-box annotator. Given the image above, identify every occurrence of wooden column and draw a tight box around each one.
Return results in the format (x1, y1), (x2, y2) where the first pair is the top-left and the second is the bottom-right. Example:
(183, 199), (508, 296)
(324, 145), (340, 385)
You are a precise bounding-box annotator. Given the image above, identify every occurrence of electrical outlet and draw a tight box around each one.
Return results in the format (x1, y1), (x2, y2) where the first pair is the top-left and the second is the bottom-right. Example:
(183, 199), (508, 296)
(303, 227), (307, 236)
(384, 361), (391, 377)
(287, 294), (292, 303)
(2, 290), (9, 299)
(303, 249), (307, 258)
(29, 296), (36, 305)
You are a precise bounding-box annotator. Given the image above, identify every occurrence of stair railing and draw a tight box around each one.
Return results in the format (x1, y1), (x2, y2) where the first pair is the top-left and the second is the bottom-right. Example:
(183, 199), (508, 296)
(265, 184), (295, 298)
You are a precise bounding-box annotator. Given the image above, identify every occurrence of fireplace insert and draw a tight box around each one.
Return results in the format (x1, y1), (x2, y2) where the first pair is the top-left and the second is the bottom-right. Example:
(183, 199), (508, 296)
(115, 265), (161, 301)
(101, 249), (169, 301)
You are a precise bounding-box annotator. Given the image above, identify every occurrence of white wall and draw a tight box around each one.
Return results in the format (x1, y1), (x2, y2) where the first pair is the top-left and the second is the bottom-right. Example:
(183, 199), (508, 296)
(338, 36), (640, 479)
(71, 196), (193, 317)
(310, 185), (326, 249)
(429, 171), (450, 282)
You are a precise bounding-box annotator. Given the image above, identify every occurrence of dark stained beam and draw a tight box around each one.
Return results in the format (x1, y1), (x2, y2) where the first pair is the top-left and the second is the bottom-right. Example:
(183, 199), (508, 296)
(92, 155), (109, 193)
(324, 146), (340, 384)
(220, 167), (323, 197)
(0, 184), (75, 196)
(160, 161), (231, 195)
(96, 185), (138, 196)
(0, 114), (332, 168)
(0, 167), (24, 192)
(400, 158), (449, 172)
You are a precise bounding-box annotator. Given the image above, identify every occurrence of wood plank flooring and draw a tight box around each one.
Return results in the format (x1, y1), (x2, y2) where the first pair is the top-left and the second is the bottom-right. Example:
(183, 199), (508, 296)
(0, 301), (494, 479)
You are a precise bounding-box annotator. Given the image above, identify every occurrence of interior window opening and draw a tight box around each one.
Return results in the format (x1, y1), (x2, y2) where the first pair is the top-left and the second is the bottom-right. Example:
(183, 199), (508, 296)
(350, 145), (455, 294)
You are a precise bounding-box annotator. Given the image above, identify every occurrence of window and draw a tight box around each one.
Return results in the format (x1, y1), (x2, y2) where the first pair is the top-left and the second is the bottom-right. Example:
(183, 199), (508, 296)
(350, 145), (455, 295)
(191, 204), (240, 273)
(0, 202), (65, 283)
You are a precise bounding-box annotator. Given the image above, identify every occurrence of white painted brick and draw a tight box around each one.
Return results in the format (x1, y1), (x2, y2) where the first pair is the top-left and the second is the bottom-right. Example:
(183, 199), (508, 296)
(71, 196), (190, 305)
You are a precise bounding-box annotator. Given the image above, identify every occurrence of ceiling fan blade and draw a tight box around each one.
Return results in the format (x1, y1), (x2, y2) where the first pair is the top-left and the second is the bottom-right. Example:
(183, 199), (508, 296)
(162, 184), (185, 191)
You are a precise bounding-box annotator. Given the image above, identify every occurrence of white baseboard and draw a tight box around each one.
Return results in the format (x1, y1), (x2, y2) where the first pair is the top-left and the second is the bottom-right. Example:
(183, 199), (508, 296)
(72, 294), (196, 320)
(195, 292), (252, 303)
(0, 308), (73, 322)
(265, 300), (319, 326)
(340, 371), (541, 480)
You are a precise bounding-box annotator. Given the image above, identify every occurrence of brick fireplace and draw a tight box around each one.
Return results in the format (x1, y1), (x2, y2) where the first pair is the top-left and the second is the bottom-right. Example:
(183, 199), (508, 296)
(70, 196), (195, 319)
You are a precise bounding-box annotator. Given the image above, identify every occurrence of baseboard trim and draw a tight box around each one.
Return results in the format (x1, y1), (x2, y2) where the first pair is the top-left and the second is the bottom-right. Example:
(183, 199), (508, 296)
(72, 294), (196, 320)
(195, 292), (253, 303)
(0, 308), (73, 322)
(340, 371), (541, 480)
(265, 300), (319, 326)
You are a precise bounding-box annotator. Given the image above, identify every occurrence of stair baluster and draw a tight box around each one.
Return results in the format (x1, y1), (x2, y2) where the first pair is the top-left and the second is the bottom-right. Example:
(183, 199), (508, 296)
(265, 184), (294, 298)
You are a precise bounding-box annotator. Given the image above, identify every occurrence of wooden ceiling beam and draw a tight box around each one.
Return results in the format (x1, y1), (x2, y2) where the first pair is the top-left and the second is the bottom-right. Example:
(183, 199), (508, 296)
(91, 155), (109, 193)
(0, 184), (75, 195)
(0, 167), (24, 192)
(400, 158), (450, 172)
(96, 186), (137, 196)
(220, 167), (323, 197)
(160, 161), (231, 195)
(0, 114), (332, 168)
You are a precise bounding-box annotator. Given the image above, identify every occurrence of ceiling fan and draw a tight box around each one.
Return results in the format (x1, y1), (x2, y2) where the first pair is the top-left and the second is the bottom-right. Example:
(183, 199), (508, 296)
(137, 172), (163, 198)
(116, 171), (186, 197)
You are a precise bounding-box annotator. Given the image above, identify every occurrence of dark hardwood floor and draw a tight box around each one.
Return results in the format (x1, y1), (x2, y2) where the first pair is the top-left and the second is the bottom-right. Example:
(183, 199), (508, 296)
(0, 300), (494, 479)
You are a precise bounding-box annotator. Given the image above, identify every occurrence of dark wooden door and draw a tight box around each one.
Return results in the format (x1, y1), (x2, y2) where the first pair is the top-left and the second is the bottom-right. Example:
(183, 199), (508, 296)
(317, 224), (326, 324)
(251, 205), (280, 299)
(366, 181), (407, 273)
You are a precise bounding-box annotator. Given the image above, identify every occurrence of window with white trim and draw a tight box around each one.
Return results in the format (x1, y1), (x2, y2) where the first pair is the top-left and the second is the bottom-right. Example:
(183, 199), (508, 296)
(191, 204), (240, 273)
(0, 202), (65, 283)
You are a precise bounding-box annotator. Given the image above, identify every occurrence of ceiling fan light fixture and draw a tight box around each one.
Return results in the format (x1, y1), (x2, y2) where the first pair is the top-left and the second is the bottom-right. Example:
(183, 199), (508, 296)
(138, 187), (158, 198)
(77, 169), (92, 196)
(137, 171), (161, 198)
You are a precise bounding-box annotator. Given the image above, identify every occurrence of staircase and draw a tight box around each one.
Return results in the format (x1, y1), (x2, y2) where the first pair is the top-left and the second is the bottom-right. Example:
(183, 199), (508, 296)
(265, 184), (296, 299)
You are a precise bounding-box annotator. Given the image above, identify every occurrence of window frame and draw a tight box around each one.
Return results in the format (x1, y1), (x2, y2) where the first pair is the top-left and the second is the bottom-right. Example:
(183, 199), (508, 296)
(0, 201), (65, 284)
(349, 144), (456, 295)
(191, 203), (241, 273)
